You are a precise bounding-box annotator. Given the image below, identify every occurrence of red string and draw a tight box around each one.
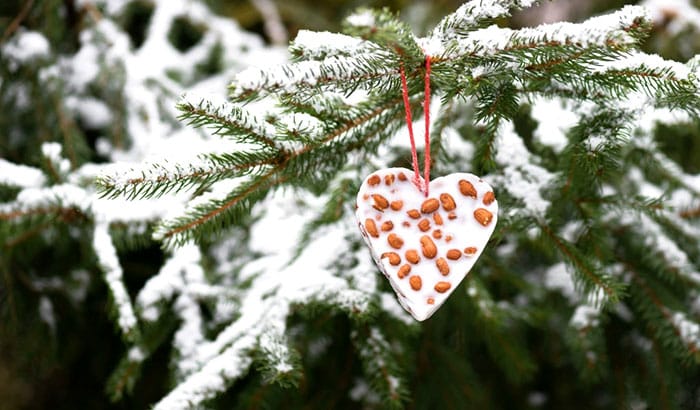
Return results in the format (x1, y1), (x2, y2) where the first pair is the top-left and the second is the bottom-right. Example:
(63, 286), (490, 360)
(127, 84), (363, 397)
(399, 62), (422, 192)
(423, 56), (431, 196)
(398, 57), (432, 196)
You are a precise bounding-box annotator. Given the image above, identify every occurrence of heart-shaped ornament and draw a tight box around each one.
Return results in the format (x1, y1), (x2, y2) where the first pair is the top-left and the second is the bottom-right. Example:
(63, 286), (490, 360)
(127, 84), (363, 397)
(356, 167), (498, 321)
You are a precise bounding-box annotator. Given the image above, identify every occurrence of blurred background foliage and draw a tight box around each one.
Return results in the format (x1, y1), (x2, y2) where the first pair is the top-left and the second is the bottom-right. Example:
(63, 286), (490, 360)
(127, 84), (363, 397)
(1, 0), (699, 409)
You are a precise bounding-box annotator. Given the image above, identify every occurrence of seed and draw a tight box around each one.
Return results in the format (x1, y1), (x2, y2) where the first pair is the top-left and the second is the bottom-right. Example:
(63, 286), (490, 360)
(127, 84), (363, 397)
(398, 172), (407, 181)
(464, 247), (478, 255)
(432, 229), (442, 239)
(407, 209), (421, 219)
(421, 198), (440, 213)
(402, 221), (411, 227)
(390, 200), (403, 211)
(384, 174), (395, 186)
(418, 219), (431, 232)
(367, 175), (381, 186)
(381, 252), (401, 265)
(433, 213), (443, 225)
(381, 221), (394, 231)
(427, 297), (435, 305)
(448, 212), (457, 220)
(446, 249), (461, 260)
(440, 193), (456, 211)
(409, 275), (422, 290)
(398, 264), (411, 279)
(405, 249), (420, 264)
(474, 208), (493, 226)
(483, 191), (496, 205)
(434, 281), (451, 293)
(387, 233), (404, 249)
(365, 219), (379, 238)
(436, 258), (450, 275)
(445, 235), (453, 242)
(362, 194), (369, 200)
(459, 179), (477, 198)
(372, 194), (389, 210)
(420, 235), (437, 259)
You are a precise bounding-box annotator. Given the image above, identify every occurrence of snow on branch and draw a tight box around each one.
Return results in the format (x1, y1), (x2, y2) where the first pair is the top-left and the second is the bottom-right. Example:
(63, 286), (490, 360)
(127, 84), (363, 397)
(431, 0), (540, 43)
(229, 53), (396, 100)
(432, 5), (650, 59)
(291, 30), (382, 60)
(493, 122), (555, 217)
(93, 221), (139, 339)
(0, 159), (46, 188)
(592, 51), (692, 81)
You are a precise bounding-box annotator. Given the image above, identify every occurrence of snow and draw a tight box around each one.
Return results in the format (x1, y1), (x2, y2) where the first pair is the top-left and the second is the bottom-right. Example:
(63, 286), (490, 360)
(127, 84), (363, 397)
(433, 5), (648, 58)
(2, 30), (50, 70)
(493, 122), (556, 216)
(544, 262), (577, 302)
(65, 96), (113, 129)
(672, 311), (700, 348)
(570, 305), (600, 329)
(38, 296), (56, 332)
(642, 0), (700, 34)
(530, 97), (578, 153)
(346, 10), (376, 27)
(93, 221), (138, 336)
(293, 30), (369, 57)
(593, 51), (692, 80)
(0, 159), (46, 188)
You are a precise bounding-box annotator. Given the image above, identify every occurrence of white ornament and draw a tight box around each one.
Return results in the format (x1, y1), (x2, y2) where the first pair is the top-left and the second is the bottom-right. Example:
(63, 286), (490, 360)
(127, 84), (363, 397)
(356, 167), (498, 321)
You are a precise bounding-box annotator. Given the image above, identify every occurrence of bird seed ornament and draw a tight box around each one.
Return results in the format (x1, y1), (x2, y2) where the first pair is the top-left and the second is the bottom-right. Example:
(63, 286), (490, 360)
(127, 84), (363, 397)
(356, 168), (498, 320)
(356, 56), (498, 321)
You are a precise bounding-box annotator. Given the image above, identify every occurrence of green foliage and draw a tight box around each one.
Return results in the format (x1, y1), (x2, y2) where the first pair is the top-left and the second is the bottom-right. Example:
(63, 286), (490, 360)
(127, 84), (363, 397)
(3, 0), (700, 409)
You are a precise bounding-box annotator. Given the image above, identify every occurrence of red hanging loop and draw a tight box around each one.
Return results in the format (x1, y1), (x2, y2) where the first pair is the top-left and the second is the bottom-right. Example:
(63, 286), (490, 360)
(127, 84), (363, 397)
(399, 56), (432, 196)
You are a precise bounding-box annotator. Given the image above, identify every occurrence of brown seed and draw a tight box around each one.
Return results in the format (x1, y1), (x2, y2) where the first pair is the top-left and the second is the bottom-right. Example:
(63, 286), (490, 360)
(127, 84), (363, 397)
(418, 219), (431, 232)
(390, 200), (403, 211)
(459, 179), (477, 198)
(384, 174), (395, 186)
(483, 191), (496, 205)
(409, 275), (422, 290)
(433, 213), (444, 225)
(436, 258), (450, 276)
(434, 281), (452, 293)
(474, 208), (493, 226)
(387, 233), (404, 249)
(398, 172), (407, 181)
(365, 219), (379, 238)
(432, 229), (442, 239)
(381, 221), (394, 232)
(464, 247), (478, 255)
(397, 264), (411, 279)
(405, 249), (420, 264)
(427, 297), (435, 305)
(421, 198), (440, 213)
(372, 194), (389, 210)
(448, 212), (457, 220)
(407, 209), (421, 219)
(402, 221), (411, 227)
(363, 194), (369, 201)
(440, 193), (457, 211)
(381, 252), (401, 266)
(445, 235), (453, 242)
(420, 235), (438, 259)
(446, 249), (462, 260)
(367, 175), (381, 186)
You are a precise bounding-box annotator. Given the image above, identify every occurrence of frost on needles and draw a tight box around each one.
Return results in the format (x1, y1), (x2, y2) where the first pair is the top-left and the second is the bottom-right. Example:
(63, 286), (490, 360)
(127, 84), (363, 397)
(2, 0), (700, 408)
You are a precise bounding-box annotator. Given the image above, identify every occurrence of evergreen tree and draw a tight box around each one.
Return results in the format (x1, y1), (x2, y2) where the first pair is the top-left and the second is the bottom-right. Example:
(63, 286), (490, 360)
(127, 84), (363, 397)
(2, 0), (700, 408)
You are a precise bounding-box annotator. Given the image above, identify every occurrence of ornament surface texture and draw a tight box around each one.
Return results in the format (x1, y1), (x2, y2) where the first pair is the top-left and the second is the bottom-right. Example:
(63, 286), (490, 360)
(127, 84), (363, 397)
(356, 167), (498, 321)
